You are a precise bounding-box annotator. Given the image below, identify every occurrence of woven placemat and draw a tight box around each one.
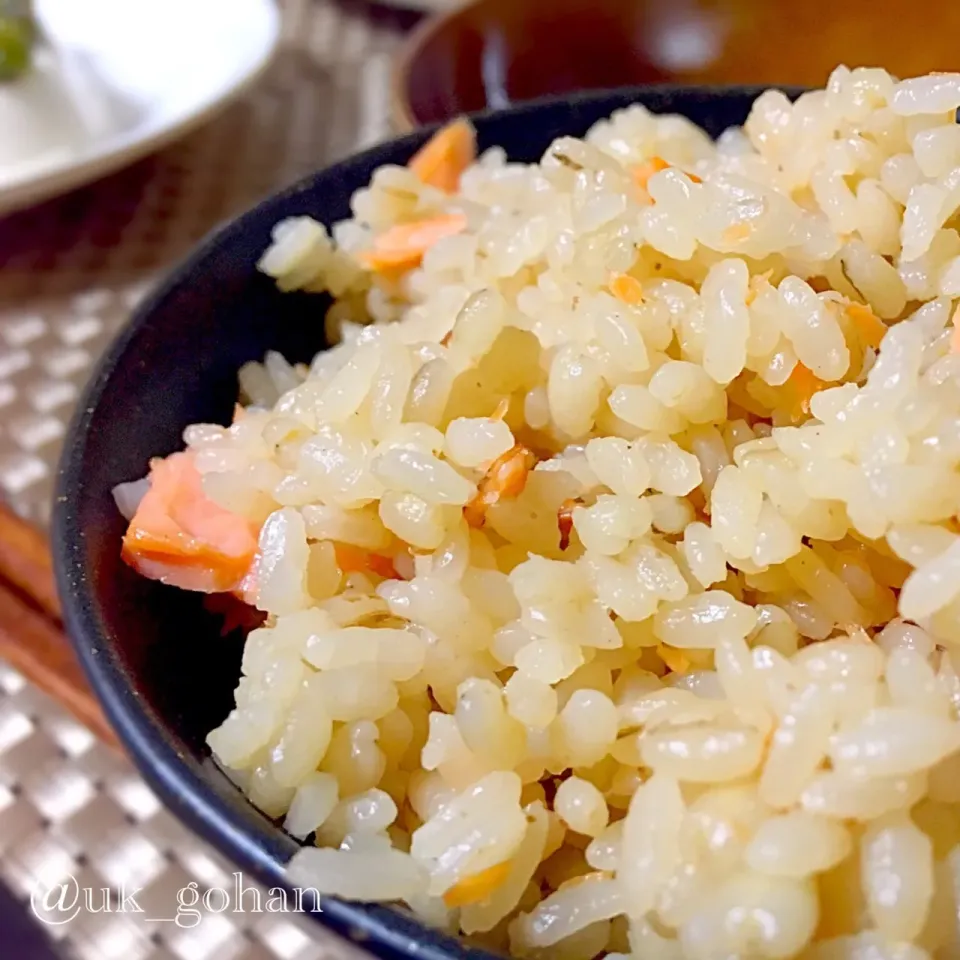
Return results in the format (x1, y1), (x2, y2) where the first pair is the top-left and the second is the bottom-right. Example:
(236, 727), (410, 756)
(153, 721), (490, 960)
(0, 0), (408, 525)
(0, 1), (411, 955)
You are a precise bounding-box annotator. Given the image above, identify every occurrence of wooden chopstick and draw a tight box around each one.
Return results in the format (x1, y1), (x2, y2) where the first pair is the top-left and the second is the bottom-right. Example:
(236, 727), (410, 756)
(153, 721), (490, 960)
(0, 579), (119, 747)
(0, 502), (118, 748)
(0, 502), (60, 620)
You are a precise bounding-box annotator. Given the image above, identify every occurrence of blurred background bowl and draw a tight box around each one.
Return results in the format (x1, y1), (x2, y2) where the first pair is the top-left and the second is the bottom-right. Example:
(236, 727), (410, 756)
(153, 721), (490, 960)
(392, 0), (960, 130)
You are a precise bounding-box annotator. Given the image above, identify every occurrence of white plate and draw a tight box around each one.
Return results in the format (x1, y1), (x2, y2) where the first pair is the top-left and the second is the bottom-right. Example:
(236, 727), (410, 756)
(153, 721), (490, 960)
(0, 0), (280, 217)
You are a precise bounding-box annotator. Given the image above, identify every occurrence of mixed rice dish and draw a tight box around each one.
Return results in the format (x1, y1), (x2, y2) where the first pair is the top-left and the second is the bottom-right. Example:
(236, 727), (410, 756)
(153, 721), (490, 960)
(115, 67), (960, 959)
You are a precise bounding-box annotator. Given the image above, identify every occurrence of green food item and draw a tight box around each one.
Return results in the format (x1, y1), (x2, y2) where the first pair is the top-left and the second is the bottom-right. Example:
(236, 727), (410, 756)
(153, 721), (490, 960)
(0, 12), (33, 81)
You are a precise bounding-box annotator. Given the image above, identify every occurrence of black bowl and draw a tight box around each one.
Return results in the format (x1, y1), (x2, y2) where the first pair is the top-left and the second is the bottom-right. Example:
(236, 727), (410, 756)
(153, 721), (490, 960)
(53, 85), (793, 959)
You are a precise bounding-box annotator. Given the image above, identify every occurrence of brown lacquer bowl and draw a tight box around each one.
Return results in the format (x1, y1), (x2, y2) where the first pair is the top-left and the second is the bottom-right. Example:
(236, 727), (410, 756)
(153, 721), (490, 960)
(392, 0), (960, 130)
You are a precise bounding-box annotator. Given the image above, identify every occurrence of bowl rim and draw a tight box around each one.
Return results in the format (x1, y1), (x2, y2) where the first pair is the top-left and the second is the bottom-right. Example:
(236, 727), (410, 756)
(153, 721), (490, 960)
(52, 83), (796, 959)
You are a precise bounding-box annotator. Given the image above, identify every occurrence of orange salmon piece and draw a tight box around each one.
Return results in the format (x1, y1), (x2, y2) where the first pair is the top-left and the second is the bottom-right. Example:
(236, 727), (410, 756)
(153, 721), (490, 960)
(358, 214), (468, 273)
(847, 303), (887, 351)
(609, 273), (644, 305)
(408, 118), (477, 194)
(333, 542), (398, 581)
(442, 860), (512, 908)
(121, 452), (259, 594)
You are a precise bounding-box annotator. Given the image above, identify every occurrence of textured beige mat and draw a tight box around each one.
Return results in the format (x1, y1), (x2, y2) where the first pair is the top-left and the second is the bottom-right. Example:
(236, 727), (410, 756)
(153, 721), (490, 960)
(0, 656), (372, 960)
(0, 0), (404, 526)
(0, 1), (409, 955)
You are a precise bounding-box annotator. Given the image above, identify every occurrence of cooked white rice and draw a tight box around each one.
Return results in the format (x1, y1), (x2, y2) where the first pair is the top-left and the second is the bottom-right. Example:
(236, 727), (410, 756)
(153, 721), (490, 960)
(180, 67), (960, 958)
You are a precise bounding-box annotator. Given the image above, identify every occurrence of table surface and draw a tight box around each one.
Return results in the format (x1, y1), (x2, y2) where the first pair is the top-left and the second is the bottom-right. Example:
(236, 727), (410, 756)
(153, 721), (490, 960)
(0, 1), (409, 956)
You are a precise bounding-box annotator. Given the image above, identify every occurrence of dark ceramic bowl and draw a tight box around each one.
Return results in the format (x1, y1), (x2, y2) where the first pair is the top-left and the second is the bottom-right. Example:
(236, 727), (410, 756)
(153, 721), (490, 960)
(54, 85), (786, 960)
(392, 0), (960, 130)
